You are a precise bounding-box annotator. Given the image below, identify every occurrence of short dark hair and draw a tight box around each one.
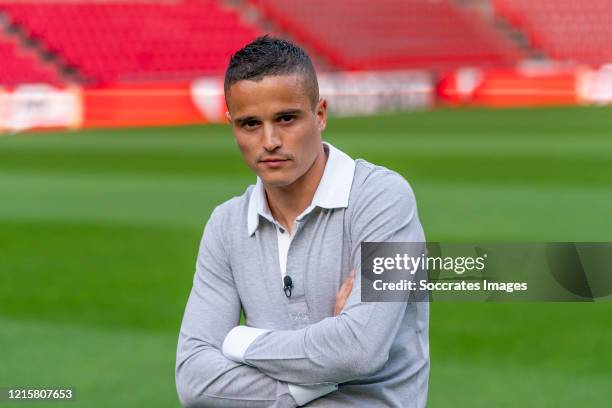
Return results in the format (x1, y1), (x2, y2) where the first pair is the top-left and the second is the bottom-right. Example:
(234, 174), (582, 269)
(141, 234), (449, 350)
(224, 35), (319, 108)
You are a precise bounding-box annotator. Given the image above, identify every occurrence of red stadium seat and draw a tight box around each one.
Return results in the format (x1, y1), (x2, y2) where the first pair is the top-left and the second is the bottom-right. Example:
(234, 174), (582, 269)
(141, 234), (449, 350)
(0, 0), (261, 85)
(493, 0), (612, 65)
(4, 0), (608, 87)
(248, 0), (523, 71)
(0, 32), (62, 86)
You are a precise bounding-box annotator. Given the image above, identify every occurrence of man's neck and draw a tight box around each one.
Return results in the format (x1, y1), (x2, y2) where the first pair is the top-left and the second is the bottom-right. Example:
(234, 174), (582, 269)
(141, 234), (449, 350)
(264, 145), (327, 233)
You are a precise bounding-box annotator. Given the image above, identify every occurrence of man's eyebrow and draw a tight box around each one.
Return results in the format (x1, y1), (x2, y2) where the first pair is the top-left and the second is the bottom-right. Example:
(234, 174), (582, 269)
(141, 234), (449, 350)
(233, 109), (303, 124)
(233, 115), (259, 124)
(274, 109), (303, 117)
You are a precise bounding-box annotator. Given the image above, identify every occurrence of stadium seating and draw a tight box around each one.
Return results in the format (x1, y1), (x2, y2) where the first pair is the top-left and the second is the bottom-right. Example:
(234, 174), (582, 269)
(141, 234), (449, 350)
(0, 32), (62, 86)
(248, 0), (522, 71)
(4, 0), (609, 87)
(0, 0), (260, 84)
(493, 0), (612, 65)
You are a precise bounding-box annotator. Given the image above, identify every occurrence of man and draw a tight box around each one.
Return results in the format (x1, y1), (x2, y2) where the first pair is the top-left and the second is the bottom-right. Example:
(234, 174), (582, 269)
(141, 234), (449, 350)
(176, 36), (429, 407)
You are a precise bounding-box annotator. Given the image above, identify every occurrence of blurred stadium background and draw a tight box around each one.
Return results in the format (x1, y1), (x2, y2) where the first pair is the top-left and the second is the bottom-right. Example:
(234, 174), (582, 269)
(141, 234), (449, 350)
(1, 0), (611, 407)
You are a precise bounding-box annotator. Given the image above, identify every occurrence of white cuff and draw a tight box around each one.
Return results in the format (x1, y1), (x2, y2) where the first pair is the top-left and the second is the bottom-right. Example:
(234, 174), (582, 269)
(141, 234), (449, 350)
(222, 326), (270, 364)
(288, 383), (338, 406)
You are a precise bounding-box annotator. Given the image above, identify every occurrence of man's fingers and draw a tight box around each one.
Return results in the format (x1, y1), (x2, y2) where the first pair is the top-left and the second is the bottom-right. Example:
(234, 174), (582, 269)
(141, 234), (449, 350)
(342, 269), (355, 295)
(337, 274), (353, 300)
(334, 270), (356, 316)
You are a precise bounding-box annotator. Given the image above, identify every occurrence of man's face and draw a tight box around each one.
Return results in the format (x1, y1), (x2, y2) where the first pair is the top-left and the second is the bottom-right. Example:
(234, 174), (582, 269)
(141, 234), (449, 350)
(226, 74), (327, 187)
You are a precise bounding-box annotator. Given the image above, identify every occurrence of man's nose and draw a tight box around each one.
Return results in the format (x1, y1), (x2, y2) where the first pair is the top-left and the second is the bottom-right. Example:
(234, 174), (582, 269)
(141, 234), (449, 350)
(262, 122), (281, 151)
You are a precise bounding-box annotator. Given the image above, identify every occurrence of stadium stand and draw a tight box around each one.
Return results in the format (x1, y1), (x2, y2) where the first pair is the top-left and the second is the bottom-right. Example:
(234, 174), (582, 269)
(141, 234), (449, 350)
(2, 0), (610, 88)
(0, 0), (260, 84)
(0, 32), (62, 86)
(493, 0), (612, 65)
(248, 0), (523, 71)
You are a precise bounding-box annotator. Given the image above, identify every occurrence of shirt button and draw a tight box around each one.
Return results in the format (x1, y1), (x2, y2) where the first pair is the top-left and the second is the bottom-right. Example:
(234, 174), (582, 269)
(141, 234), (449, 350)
(279, 228), (285, 234)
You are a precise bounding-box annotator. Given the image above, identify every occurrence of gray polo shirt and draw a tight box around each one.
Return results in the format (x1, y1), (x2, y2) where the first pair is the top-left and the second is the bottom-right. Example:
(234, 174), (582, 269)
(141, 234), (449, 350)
(176, 143), (429, 407)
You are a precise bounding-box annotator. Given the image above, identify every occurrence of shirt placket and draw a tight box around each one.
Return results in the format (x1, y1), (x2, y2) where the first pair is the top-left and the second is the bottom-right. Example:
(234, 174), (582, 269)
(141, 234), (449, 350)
(275, 222), (294, 283)
(277, 219), (311, 328)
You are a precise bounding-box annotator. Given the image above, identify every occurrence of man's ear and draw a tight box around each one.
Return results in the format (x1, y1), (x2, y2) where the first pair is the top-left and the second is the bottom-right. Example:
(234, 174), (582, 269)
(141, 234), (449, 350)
(316, 98), (328, 132)
(225, 111), (231, 123)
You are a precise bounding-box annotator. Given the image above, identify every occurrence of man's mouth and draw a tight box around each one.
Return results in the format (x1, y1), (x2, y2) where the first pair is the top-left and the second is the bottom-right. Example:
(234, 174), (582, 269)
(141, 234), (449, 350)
(260, 158), (289, 168)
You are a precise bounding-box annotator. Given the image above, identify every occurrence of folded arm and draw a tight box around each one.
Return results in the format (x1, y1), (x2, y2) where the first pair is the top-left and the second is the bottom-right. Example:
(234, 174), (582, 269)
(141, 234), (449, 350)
(223, 172), (425, 385)
(176, 206), (309, 407)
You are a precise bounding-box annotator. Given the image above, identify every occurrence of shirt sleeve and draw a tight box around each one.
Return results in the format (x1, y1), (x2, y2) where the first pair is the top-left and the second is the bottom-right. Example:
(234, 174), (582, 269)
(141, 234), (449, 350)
(222, 327), (339, 404)
(175, 205), (299, 408)
(228, 171), (426, 385)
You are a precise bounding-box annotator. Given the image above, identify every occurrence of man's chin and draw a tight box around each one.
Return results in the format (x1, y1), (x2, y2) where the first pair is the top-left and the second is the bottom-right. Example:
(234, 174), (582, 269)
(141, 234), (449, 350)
(259, 173), (295, 188)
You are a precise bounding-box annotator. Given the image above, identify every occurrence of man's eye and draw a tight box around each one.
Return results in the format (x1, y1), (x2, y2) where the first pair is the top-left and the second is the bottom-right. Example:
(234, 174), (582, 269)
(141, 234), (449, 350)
(278, 115), (295, 124)
(243, 120), (260, 129)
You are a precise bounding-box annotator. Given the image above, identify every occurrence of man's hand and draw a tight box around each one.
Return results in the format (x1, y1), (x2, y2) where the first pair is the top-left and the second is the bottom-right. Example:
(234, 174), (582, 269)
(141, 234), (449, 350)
(333, 269), (355, 316)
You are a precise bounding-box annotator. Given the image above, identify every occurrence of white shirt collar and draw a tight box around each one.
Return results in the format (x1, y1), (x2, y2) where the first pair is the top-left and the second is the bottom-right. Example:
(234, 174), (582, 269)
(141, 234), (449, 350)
(247, 142), (356, 236)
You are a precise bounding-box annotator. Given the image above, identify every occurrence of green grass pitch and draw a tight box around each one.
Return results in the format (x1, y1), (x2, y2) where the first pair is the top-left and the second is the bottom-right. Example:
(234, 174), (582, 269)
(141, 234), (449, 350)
(1, 106), (611, 407)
